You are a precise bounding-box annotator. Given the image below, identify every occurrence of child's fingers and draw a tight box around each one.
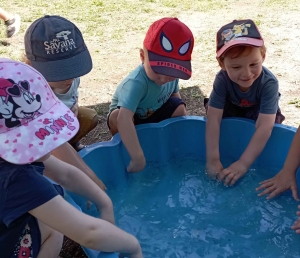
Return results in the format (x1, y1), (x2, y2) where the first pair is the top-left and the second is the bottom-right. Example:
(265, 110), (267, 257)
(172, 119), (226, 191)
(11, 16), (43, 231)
(256, 180), (274, 191)
(258, 178), (273, 184)
(266, 188), (282, 199)
(218, 169), (230, 182)
(257, 185), (276, 197)
(224, 173), (235, 186)
(230, 174), (239, 186)
(86, 200), (92, 210)
(291, 185), (300, 201)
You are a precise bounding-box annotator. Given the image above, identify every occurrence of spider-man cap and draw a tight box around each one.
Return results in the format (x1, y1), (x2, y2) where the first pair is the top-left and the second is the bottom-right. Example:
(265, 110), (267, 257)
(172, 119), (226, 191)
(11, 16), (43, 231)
(144, 17), (194, 80)
(0, 59), (79, 165)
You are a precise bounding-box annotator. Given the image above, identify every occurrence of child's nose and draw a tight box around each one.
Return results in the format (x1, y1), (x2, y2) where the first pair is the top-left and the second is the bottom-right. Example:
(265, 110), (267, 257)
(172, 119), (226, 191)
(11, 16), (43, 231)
(242, 67), (251, 77)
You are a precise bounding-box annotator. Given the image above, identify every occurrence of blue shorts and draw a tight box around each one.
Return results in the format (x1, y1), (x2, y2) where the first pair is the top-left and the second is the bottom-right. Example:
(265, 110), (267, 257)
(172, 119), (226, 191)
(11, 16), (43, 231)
(134, 97), (185, 125)
(107, 97), (185, 128)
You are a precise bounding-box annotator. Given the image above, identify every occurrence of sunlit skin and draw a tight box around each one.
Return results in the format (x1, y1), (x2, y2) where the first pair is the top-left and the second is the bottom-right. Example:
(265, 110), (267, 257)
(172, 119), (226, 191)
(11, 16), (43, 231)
(48, 79), (75, 94)
(48, 79), (78, 116)
(220, 47), (265, 92)
(140, 47), (177, 86)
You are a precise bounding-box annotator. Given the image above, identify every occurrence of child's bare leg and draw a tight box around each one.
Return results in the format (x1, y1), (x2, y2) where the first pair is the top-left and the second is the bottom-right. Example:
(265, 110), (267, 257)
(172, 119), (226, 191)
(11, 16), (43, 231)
(108, 109), (120, 136)
(171, 103), (187, 117)
(37, 220), (63, 258)
(0, 8), (12, 21)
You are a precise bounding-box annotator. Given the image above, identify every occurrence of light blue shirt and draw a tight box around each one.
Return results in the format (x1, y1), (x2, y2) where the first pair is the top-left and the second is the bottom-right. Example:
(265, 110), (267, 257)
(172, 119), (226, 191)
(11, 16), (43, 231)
(109, 64), (179, 119)
(54, 77), (80, 109)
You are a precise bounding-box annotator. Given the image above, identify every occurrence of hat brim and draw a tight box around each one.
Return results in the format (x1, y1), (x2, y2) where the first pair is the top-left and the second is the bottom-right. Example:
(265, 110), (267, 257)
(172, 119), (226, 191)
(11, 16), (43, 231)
(148, 51), (192, 80)
(0, 100), (79, 165)
(216, 38), (264, 58)
(30, 49), (92, 82)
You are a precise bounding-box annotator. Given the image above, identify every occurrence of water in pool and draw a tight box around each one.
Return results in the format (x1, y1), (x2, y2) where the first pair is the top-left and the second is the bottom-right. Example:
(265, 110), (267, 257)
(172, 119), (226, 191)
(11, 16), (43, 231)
(87, 158), (300, 258)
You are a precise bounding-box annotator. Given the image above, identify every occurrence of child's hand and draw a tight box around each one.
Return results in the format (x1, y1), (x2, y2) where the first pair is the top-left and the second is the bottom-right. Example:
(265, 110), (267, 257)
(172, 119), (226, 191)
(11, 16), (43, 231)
(206, 160), (223, 180)
(127, 156), (146, 173)
(291, 205), (300, 233)
(218, 160), (248, 186)
(256, 169), (299, 200)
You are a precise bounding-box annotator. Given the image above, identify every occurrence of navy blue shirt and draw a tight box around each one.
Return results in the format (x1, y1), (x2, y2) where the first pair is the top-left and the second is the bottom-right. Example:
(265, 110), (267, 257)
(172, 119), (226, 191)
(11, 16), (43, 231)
(209, 66), (279, 114)
(0, 159), (60, 258)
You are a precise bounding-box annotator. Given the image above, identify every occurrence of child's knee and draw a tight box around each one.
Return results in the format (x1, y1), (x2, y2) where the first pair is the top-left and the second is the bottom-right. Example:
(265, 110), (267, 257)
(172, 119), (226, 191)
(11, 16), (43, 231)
(172, 104), (187, 117)
(39, 220), (63, 250)
(108, 109), (119, 135)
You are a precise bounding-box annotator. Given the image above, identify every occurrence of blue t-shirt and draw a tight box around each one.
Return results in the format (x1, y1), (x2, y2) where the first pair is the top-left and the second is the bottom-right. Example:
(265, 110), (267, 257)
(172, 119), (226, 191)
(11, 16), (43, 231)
(209, 66), (279, 114)
(0, 159), (60, 258)
(109, 64), (179, 119)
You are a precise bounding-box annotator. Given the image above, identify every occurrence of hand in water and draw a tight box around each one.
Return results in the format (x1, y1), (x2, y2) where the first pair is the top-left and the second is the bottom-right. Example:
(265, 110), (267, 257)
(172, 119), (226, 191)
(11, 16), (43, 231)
(256, 168), (299, 200)
(291, 205), (300, 233)
(218, 160), (248, 186)
(127, 156), (146, 173)
(205, 160), (223, 180)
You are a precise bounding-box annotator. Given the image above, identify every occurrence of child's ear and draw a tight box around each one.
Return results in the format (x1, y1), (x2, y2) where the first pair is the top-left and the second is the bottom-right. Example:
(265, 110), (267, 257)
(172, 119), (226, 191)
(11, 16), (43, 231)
(140, 48), (145, 63)
(216, 57), (226, 70)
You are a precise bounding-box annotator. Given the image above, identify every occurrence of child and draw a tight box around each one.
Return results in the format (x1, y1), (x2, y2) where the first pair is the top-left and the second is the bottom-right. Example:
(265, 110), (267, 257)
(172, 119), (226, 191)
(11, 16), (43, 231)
(107, 17), (194, 172)
(0, 59), (143, 258)
(205, 19), (285, 186)
(24, 15), (98, 152)
(256, 126), (300, 200)
(0, 8), (20, 38)
(24, 15), (107, 192)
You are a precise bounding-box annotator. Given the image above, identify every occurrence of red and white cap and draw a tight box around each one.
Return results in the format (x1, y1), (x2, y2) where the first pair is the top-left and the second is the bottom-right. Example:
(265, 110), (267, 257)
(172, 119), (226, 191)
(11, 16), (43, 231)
(216, 19), (264, 57)
(144, 17), (194, 80)
(0, 58), (79, 164)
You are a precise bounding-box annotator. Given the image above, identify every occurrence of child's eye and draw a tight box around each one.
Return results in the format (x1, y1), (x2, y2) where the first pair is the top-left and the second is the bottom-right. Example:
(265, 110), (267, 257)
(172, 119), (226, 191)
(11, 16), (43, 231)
(250, 63), (258, 67)
(232, 66), (240, 69)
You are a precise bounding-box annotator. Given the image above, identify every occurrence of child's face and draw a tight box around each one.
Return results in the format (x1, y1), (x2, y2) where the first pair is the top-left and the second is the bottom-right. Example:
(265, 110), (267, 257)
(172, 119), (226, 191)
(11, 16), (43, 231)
(140, 48), (177, 86)
(48, 79), (75, 94)
(222, 47), (265, 92)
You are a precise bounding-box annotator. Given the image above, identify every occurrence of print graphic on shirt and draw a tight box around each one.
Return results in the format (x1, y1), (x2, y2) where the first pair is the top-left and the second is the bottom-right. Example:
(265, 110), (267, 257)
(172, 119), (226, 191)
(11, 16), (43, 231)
(221, 23), (251, 44)
(136, 107), (155, 119)
(0, 78), (41, 128)
(44, 30), (76, 54)
(239, 98), (254, 107)
(13, 224), (33, 258)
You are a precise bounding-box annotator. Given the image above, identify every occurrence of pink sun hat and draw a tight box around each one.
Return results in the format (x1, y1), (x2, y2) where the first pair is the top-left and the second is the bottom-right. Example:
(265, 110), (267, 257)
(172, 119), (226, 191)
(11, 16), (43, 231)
(0, 58), (79, 164)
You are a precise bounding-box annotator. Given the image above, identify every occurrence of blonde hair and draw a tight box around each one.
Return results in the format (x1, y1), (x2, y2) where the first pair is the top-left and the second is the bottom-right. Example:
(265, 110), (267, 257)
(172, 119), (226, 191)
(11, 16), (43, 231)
(21, 54), (31, 66)
(217, 45), (266, 68)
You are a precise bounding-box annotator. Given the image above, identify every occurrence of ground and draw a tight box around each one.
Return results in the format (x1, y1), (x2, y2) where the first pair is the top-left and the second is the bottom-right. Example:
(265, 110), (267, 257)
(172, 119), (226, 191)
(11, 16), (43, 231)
(1, 0), (300, 257)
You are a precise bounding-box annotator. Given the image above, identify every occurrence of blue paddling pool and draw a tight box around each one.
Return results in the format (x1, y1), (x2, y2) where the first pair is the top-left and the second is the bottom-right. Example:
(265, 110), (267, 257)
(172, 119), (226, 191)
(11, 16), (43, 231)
(65, 116), (300, 258)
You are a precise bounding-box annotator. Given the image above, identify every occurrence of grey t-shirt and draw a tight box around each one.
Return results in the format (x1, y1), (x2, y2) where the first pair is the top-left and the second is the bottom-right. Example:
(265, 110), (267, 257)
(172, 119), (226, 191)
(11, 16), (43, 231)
(54, 77), (80, 109)
(209, 66), (279, 114)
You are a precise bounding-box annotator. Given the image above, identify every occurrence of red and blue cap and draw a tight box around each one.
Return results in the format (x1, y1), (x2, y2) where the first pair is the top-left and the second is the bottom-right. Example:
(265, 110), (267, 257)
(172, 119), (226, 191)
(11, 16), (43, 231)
(143, 17), (194, 80)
